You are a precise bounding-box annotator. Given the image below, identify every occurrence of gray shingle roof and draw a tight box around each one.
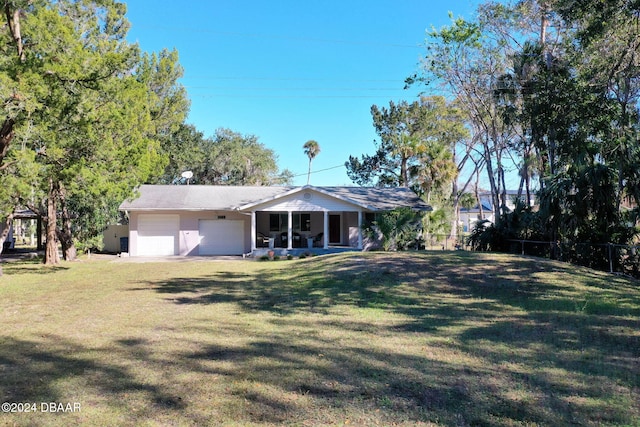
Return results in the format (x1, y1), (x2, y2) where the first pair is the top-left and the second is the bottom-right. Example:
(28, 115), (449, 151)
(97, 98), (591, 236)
(119, 185), (431, 212)
(319, 186), (431, 211)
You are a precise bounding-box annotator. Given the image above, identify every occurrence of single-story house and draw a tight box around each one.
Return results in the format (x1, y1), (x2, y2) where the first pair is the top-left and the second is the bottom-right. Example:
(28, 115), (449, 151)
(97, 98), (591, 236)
(118, 185), (431, 257)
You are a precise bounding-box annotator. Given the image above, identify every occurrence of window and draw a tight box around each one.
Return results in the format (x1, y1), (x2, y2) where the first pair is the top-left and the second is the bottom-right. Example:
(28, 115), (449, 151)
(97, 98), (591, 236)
(270, 213), (311, 232)
(301, 213), (311, 231)
(269, 213), (288, 232)
(292, 213), (311, 232)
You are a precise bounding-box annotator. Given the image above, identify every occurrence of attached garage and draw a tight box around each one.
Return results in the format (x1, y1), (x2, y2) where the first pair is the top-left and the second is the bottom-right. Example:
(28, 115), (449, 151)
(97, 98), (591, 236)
(137, 214), (179, 256)
(199, 219), (245, 255)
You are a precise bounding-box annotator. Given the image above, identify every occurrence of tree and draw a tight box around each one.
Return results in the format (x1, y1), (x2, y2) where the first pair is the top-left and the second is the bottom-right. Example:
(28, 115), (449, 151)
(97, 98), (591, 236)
(136, 49), (190, 150)
(411, 10), (528, 219)
(157, 124), (208, 184)
(1, 0), (186, 264)
(555, 0), (640, 214)
(495, 0), (640, 253)
(347, 100), (428, 188)
(302, 140), (320, 185)
(0, 0), (37, 270)
(158, 126), (293, 186)
(449, 0), (640, 272)
(347, 97), (464, 196)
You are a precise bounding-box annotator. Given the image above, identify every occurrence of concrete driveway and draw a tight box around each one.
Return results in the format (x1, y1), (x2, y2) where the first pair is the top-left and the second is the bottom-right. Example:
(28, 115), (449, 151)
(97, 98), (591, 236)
(110, 254), (249, 263)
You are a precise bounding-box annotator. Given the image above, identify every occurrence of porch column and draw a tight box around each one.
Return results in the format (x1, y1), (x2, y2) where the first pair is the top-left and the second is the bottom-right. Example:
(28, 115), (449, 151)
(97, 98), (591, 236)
(323, 210), (329, 249)
(357, 210), (363, 249)
(250, 211), (256, 251)
(287, 210), (293, 249)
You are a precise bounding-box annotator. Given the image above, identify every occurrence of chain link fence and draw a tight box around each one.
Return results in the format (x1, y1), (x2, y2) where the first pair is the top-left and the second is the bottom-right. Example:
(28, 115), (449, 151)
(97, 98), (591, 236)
(501, 239), (640, 278)
(420, 234), (471, 251)
(419, 235), (640, 278)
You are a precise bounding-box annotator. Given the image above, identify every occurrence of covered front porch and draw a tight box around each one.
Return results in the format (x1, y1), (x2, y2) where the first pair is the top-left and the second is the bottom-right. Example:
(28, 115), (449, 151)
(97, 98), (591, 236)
(249, 210), (368, 252)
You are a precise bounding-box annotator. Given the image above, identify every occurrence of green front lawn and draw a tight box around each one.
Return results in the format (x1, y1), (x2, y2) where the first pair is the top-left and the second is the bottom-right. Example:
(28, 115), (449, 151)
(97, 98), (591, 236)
(0, 252), (638, 426)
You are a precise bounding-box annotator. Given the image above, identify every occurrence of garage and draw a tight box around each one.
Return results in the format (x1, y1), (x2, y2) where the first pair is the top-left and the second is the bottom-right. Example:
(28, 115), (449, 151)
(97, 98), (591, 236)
(137, 214), (179, 256)
(199, 219), (245, 255)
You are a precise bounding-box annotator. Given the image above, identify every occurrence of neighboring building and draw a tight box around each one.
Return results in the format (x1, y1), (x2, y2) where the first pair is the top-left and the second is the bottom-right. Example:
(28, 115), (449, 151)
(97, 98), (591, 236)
(119, 185), (431, 257)
(459, 200), (494, 233)
(459, 190), (537, 232)
(501, 190), (537, 212)
(1, 209), (40, 251)
(102, 224), (130, 253)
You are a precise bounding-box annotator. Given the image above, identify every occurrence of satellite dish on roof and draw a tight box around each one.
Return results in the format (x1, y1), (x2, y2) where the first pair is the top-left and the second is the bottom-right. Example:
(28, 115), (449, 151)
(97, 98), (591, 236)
(181, 170), (193, 185)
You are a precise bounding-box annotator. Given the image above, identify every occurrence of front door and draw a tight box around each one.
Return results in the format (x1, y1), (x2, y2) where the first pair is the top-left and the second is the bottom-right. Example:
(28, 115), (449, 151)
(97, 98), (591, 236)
(329, 214), (341, 244)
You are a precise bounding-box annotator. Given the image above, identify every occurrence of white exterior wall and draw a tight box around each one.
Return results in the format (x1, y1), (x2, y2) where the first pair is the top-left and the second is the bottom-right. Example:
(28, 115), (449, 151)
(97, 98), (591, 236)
(252, 191), (361, 213)
(103, 224), (129, 253)
(459, 211), (495, 233)
(128, 210), (251, 256)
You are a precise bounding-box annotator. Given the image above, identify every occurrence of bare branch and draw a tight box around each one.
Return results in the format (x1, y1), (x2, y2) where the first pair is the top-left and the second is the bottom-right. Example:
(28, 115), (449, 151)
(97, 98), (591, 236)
(4, 3), (25, 62)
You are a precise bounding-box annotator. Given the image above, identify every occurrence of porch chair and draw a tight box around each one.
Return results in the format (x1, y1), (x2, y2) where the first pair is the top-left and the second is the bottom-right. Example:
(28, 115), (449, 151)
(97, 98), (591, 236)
(313, 232), (324, 248)
(256, 232), (270, 248)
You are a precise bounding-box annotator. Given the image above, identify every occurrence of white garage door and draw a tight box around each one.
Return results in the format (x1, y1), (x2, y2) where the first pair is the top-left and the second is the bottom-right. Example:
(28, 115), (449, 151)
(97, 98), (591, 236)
(199, 220), (245, 255)
(137, 214), (179, 256)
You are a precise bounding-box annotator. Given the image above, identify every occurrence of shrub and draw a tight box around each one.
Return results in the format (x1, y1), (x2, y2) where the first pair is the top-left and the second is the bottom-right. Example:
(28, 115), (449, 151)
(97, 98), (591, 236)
(364, 207), (423, 251)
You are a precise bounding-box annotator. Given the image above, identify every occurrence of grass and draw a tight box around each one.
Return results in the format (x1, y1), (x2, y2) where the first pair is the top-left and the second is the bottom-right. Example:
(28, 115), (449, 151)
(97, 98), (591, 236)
(0, 251), (639, 426)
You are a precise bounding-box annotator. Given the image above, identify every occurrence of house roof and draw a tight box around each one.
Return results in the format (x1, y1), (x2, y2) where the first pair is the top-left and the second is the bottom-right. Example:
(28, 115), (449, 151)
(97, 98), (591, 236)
(315, 186), (431, 211)
(459, 201), (493, 213)
(119, 185), (431, 212)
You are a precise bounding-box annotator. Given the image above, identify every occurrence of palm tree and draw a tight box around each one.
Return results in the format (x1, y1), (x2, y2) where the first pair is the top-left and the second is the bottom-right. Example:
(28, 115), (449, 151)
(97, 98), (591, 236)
(303, 140), (321, 185)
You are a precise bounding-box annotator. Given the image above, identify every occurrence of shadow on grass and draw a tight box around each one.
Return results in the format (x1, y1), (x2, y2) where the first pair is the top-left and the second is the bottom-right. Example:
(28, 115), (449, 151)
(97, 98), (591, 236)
(179, 317), (637, 426)
(1, 257), (69, 275)
(0, 336), (184, 411)
(129, 252), (640, 425)
(145, 254), (456, 314)
(184, 335), (477, 425)
(0, 326), (478, 425)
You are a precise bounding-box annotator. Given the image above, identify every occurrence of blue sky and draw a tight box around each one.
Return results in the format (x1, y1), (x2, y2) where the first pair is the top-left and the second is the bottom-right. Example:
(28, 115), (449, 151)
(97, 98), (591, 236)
(124, 0), (490, 186)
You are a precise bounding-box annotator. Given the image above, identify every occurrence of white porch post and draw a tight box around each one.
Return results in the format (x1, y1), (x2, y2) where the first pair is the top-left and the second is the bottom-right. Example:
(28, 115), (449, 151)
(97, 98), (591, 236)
(250, 211), (256, 251)
(323, 210), (329, 249)
(357, 210), (363, 249)
(287, 210), (293, 249)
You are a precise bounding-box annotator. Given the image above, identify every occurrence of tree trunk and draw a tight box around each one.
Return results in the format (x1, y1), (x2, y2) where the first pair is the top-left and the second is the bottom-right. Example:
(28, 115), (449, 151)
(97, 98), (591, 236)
(499, 161), (508, 215)
(449, 180), (459, 241)
(5, 3), (25, 61)
(525, 170), (531, 208)
(44, 179), (60, 265)
(540, 1), (551, 69)
(475, 169), (484, 221)
(57, 184), (77, 261)
(400, 157), (409, 187)
(483, 137), (500, 220)
(517, 173), (525, 202)
(59, 219), (76, 261)
(0, 118), (15, 163)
